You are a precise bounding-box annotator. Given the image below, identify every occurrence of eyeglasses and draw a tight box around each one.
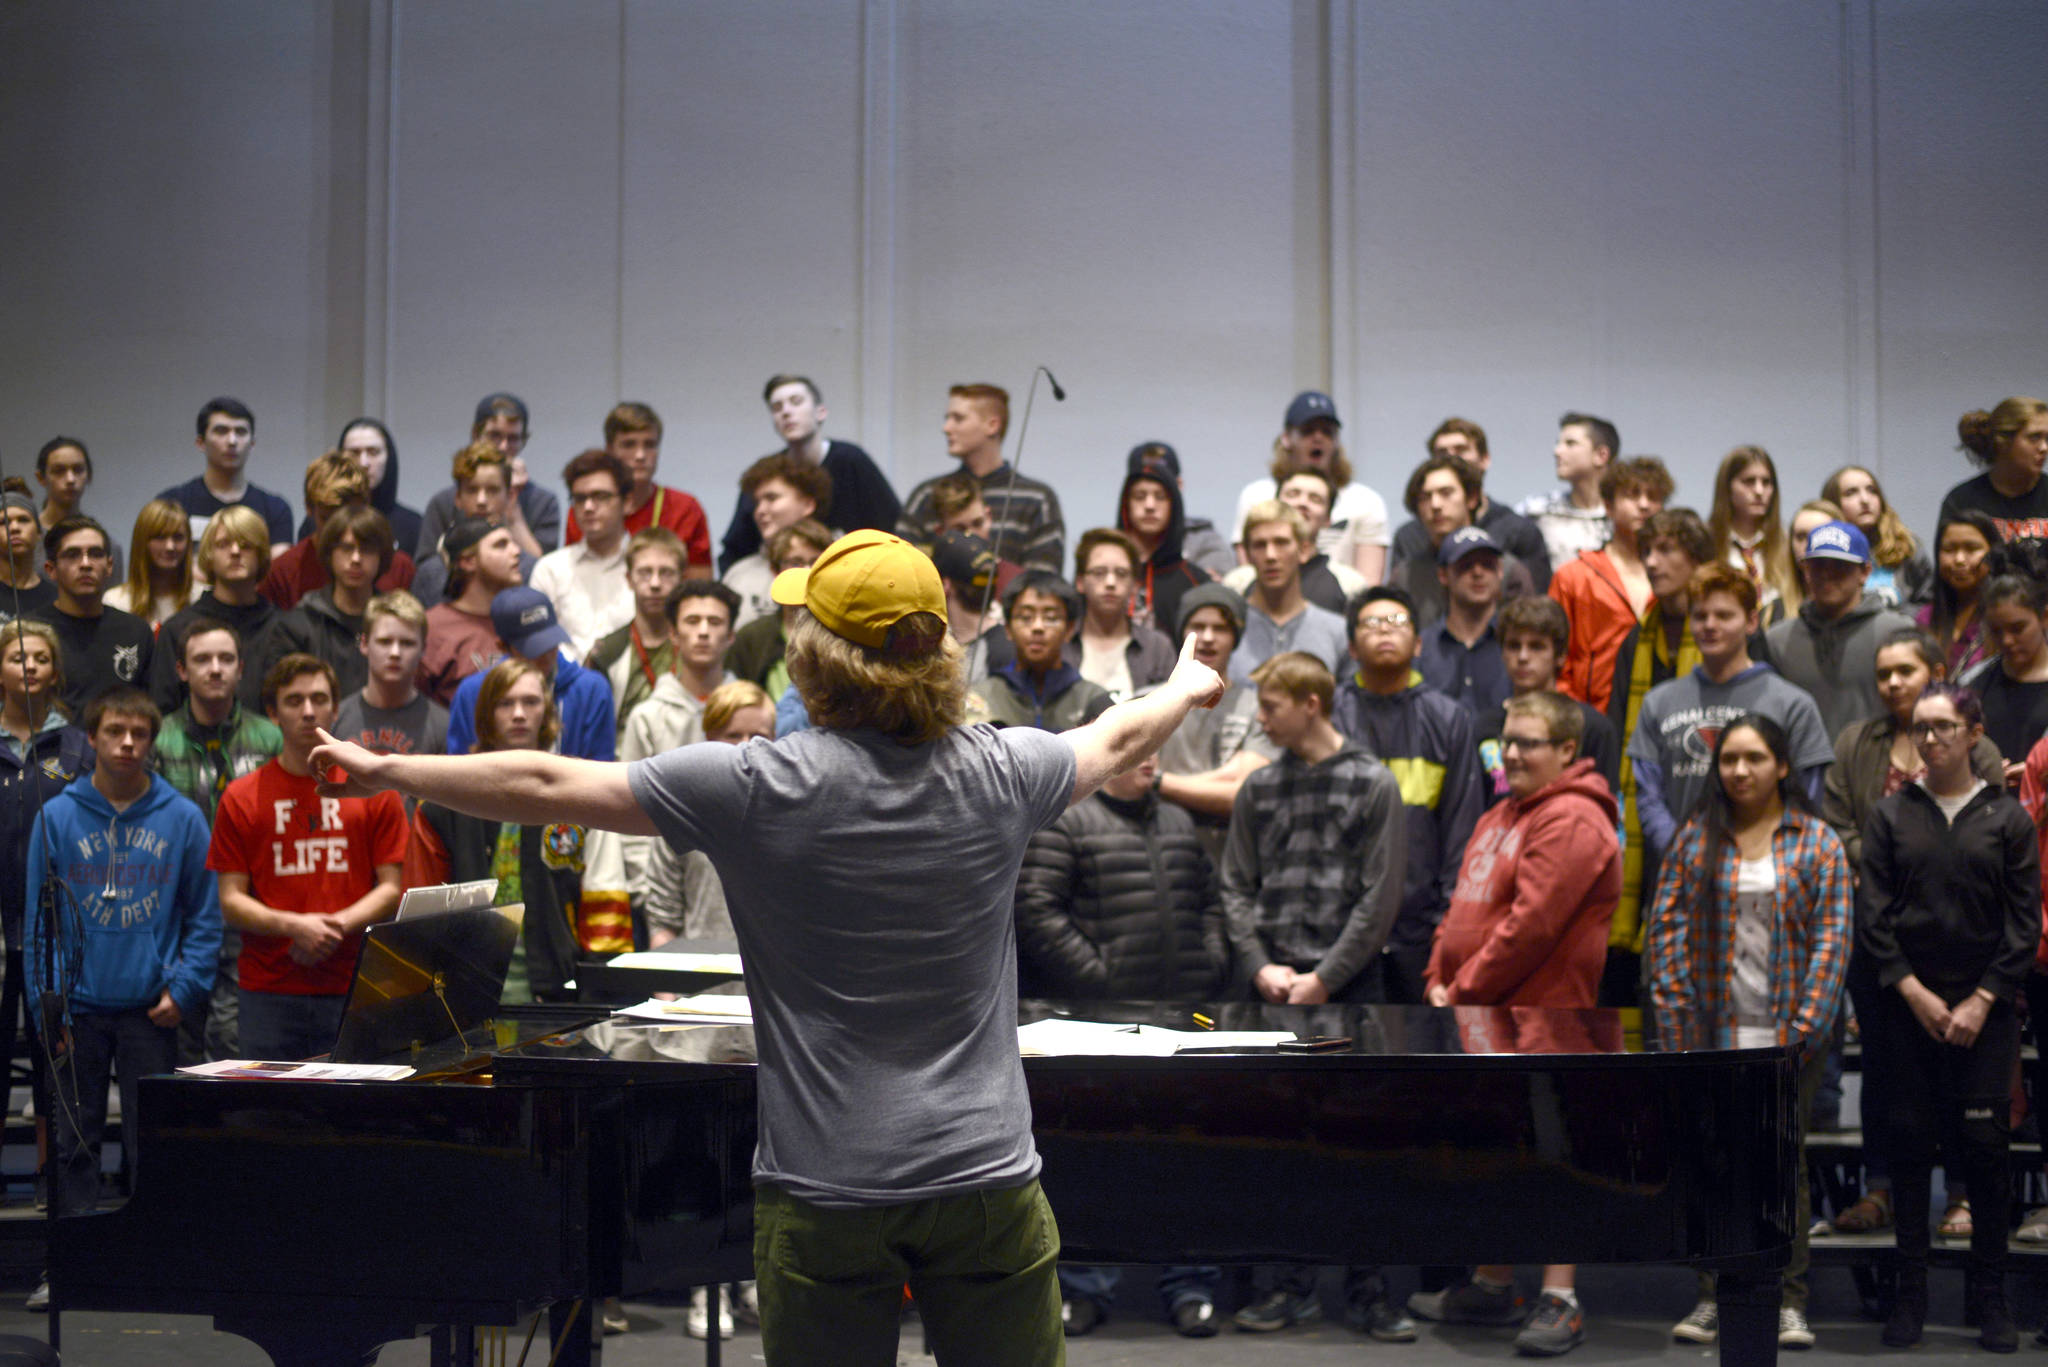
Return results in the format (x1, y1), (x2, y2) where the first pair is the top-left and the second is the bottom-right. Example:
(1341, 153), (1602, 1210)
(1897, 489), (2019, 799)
(1080, 567), (1133, 583)
(1354, 612), (1412, 633)
(1909, 719), (1964, 741)
(571, 489), (621, 506)
(1498, 735), (1558, 754)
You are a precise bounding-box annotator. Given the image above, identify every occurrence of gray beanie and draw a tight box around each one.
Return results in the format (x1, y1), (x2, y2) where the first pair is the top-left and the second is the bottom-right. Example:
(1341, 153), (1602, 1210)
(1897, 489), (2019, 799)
(1175, 582), (1248, 639)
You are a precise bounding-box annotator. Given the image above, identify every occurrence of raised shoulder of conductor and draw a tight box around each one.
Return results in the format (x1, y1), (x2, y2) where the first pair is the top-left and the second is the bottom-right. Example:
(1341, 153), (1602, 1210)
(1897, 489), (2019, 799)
(309, 527), (1225, 1367)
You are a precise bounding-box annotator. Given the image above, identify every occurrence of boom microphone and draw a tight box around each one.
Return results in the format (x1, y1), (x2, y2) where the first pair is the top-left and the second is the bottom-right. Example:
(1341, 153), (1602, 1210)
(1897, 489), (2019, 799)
(975, 366), (1066, 625)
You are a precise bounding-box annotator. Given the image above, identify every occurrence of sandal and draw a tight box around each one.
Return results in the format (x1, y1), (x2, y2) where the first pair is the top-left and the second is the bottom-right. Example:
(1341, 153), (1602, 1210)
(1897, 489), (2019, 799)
(1832, 1190), (1893, 1233)
(1938, 1199), (1973, 1240)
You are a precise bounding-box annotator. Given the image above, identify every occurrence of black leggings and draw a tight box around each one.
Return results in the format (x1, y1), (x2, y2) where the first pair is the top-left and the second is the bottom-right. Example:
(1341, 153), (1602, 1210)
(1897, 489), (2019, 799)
(1875, 990), (2017, 1275)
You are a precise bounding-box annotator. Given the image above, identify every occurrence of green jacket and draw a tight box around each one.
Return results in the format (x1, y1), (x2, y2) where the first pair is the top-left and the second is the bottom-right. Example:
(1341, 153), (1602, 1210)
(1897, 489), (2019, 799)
(153, 702), (282, 825)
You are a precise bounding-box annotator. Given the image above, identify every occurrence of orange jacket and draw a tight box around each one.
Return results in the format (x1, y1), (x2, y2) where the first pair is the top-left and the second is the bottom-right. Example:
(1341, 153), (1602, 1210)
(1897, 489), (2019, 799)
(1548, 549), (1638, 712)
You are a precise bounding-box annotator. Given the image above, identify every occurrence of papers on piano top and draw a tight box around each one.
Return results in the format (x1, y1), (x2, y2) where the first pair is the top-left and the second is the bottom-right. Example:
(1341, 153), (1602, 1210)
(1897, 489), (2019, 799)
(606, 950), (744, 975)
(1017, 1019), (1295, 1057)
(614, 993), (755, 1025)
(179, 1059), (417, 1082)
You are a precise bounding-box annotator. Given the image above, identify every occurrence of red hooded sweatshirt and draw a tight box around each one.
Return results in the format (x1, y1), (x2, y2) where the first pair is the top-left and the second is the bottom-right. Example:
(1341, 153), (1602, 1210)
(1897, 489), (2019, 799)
(1427, 756), (1621, 1007)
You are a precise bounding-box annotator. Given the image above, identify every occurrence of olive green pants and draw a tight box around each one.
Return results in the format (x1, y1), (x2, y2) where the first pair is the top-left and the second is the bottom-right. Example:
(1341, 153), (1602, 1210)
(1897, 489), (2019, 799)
(753, 1177), (1066, 1366)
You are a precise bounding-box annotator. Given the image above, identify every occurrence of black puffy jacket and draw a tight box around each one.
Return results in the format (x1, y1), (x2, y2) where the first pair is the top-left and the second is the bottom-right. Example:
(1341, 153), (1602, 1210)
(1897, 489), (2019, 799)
(1014, 790), (1228, 999)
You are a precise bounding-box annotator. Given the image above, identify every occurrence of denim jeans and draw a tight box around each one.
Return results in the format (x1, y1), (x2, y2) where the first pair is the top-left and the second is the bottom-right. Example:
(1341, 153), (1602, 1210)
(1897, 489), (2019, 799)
(1058, 1263), (1221, 1313)
(753, 1178), (1064, 1366)
(236, 989), (346, 1061)
(51, 1006), (178, 1217)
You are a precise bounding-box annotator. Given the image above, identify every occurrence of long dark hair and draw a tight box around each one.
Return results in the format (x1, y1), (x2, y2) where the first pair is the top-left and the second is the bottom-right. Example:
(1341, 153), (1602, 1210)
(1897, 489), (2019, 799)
(1701, 712), (1812, 856)
(1928, 509), (2003, 652)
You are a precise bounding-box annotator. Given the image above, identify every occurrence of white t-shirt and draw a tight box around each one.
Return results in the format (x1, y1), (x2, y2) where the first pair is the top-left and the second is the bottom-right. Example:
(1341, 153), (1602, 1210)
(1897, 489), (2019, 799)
(1078, 635), (1135, 702)
(1731, 854), (1775, 1027)
(1233, 477), (1389, 560)
(1925, 777), (1987, 825)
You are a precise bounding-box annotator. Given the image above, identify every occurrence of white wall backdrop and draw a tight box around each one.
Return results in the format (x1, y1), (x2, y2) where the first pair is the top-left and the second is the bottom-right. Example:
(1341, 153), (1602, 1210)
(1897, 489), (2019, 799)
(3, 0), (2044, 563)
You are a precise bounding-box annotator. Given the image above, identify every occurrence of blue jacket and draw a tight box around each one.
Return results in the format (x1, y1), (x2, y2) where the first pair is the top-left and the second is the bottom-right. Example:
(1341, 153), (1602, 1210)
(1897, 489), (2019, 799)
(444, 650), (617, 761)
(26, 772), (220, 1019)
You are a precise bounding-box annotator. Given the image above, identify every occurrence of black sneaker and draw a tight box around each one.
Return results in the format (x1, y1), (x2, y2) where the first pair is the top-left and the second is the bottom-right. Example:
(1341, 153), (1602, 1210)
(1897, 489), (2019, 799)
(1233, 1290), (1322, 1333)
(1409, 1277), (1525, 1326)
(1061, 1298), (1102, 1337)
(1513, 1292), (1585, 1357)
(1346, 1295), (1418, 1343)
(1172, 1298), (1220, 1338)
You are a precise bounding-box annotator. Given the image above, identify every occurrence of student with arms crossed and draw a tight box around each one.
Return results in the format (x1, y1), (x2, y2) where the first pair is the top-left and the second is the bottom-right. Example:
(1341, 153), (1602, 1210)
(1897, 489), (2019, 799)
(306, 527), (1229, 1367)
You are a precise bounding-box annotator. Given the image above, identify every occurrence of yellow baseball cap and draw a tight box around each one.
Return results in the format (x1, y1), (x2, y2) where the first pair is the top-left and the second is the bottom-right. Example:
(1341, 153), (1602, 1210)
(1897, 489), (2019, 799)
(770, 529), (947, 649)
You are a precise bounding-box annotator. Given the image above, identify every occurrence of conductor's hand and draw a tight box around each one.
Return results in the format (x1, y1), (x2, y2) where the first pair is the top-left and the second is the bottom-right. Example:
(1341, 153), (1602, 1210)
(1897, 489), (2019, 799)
(308, 729), (393, 801)
(1167, 633), (1227, 712)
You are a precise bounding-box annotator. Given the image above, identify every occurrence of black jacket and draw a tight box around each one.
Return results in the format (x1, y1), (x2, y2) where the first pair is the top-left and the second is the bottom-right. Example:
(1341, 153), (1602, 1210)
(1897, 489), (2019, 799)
(1014, 790), (1227, 999)
(261, 589), (367, 702)
(1118, 466), (1212, 636)
(0, 721), (93, 944)
(1860, 783), (2038, 1004)
(415, 803), (585, 1002)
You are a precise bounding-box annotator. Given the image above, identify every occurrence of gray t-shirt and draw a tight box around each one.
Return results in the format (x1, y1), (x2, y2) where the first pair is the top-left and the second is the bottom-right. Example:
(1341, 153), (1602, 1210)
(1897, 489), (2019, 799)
(628, 721), (1077, 1207)
(334, 691), (449, 757)
(1628, 663), (1834, 845)
(1228, 599), (1350, 686)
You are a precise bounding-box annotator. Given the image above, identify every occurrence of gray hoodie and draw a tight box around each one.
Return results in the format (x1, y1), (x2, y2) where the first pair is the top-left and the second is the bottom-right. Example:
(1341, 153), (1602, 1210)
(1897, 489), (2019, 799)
(1762, 593), (1914, 744)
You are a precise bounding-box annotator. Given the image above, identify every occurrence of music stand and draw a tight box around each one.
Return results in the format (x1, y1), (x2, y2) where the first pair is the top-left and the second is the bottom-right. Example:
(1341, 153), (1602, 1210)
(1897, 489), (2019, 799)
(330, 904), (521, 1064)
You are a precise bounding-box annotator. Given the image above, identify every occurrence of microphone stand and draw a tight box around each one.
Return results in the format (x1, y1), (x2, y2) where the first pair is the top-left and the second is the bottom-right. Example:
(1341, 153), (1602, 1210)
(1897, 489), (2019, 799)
(974, 366), (1066, 628)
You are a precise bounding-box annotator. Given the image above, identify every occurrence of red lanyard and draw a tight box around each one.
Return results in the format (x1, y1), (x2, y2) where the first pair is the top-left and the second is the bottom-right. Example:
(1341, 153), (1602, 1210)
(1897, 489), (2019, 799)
(631, 623), (677, 692)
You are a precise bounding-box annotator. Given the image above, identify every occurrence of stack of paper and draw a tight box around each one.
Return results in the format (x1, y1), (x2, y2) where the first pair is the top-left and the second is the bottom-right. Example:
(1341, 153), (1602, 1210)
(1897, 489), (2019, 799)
(179, 1060), (416, 1082)
(1017, 1020), (1295, 1057)
(607, 950), (744, 976)
(615, 993), (755, 1025)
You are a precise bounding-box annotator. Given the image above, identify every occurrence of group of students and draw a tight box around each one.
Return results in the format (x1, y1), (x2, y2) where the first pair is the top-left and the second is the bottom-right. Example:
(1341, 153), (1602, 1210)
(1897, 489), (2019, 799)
(4, 376), (2048, 1347)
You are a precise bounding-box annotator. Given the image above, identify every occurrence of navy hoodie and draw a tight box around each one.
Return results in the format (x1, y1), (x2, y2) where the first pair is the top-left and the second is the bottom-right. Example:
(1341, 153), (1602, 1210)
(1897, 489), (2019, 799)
(26, 771), (220, 1019)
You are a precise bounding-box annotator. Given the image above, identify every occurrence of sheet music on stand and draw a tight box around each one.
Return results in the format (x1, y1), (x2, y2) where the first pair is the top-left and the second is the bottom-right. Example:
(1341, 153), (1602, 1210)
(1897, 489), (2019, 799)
(395, 878), (497, 921)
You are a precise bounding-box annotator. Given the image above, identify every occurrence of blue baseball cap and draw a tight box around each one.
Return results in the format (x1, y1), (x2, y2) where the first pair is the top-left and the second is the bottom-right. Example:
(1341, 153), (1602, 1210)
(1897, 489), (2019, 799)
(1800, 520), (1871, 566)
(1438, 525), (1503, 567)
(1284, 391), (1341, 430)
(492, 586), (572, 660)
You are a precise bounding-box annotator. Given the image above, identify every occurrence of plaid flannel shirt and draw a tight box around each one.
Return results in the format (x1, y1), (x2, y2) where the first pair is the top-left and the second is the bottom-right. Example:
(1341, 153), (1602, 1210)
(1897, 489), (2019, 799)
(1644, 804), (1851, 1048)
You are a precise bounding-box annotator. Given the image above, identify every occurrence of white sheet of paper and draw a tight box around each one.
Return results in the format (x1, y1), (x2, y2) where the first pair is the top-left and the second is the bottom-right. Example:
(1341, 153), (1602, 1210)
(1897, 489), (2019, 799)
(614, 994), (755, 1025)
(178, 1060), (417, 1081)
(607, 951), (744, 975)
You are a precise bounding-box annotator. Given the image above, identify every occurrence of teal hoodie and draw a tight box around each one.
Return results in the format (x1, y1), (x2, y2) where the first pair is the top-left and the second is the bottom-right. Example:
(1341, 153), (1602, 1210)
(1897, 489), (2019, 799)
(25, 772), (220, 1019)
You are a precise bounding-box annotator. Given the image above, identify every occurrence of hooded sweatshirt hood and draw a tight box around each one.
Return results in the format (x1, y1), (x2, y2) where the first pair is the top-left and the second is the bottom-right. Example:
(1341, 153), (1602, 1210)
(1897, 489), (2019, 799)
(1118, 466), (1188, 567)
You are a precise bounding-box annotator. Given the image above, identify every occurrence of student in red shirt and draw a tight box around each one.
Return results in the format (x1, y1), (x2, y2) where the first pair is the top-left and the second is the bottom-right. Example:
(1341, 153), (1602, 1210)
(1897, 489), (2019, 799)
(208, 652), (406, 1059)
(564, 402), (712, 573)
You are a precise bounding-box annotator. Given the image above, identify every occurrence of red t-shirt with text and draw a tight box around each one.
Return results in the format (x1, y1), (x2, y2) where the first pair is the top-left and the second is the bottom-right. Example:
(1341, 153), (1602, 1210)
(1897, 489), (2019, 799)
(208, 760), (408, 995)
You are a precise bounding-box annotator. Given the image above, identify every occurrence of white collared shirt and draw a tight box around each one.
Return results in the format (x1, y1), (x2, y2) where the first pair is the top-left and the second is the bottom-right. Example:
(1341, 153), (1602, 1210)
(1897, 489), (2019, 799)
(529, 539), (633, 659)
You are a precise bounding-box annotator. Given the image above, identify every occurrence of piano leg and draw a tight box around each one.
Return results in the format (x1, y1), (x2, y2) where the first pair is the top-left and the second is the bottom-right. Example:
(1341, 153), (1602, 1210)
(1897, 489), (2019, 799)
(1714, 1269), (1780, 1367)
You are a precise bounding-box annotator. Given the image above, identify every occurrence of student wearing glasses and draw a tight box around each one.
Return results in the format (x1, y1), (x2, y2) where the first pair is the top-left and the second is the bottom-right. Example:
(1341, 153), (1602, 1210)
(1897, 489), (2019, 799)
(1064, 529), (1174, 702)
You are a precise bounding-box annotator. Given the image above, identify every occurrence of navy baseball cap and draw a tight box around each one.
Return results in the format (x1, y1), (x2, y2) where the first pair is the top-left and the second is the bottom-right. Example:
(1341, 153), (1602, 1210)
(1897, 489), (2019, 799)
(492, 586), (572, 659)
(1126, 441), (1181, 479)
(1284, 391), (1341, 430)
(1438, 525), (1503, 567)
(1800, 520), (1871, 565)
(929, 530), (996, 594)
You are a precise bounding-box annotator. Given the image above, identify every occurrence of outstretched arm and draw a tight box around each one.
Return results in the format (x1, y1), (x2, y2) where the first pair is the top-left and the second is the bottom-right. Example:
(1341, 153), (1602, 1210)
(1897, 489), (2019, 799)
(1063, 634), (1226, 805)
(307, 730), (658, 836)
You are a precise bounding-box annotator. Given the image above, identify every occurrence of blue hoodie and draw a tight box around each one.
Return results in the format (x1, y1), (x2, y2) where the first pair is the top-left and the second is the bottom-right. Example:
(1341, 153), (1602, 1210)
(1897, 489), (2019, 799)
(25, 772), (220, 1019)
(443, 650), (617, 760)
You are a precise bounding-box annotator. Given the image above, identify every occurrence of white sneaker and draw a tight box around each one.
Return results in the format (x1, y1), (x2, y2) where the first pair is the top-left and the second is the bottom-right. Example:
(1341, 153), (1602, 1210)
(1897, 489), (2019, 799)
(25, 1278), (49, 1312)
(1778, 1304), (1815, 1349)
(686, 1286), (734, 1340)
(734, 1280), (760, 1327)
(1671, 1298), (1717, 1343)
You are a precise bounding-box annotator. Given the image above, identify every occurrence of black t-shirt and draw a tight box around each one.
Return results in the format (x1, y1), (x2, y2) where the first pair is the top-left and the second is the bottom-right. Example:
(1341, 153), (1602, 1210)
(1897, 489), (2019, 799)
(31, 603), (155, 717)
(0, 578), (59, 626)
(159, 476), (297, 548)
(1974, 667), (2048, 767)
(1938, 473), (2048, 545)
(717, 440), (902, 572)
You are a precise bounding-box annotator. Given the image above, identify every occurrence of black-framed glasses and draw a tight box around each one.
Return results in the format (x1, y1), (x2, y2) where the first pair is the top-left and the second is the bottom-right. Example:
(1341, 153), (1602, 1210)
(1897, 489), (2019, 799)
(1498, 735), (1558, 754)
(1909, 719), (1963, 741)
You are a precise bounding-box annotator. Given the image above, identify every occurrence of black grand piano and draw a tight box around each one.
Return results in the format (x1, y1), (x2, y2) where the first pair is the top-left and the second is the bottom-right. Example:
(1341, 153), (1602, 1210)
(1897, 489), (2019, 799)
(50, 997), (1796, 1367)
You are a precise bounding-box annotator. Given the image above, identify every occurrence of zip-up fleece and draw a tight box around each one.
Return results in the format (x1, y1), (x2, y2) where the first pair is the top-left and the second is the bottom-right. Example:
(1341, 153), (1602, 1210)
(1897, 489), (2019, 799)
(26, 772), (220, 1017)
